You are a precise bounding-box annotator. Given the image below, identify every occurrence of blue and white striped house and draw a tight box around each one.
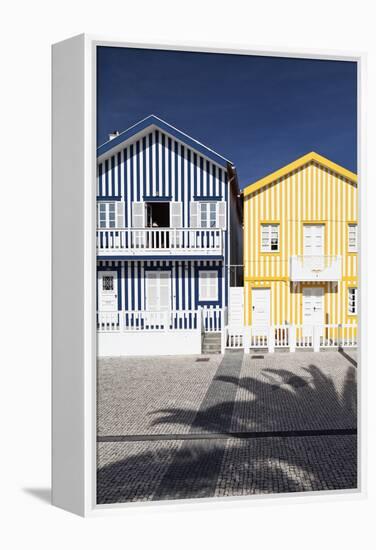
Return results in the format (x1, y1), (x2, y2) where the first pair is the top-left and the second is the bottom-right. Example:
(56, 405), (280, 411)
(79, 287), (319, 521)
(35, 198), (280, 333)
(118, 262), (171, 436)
(97, 115), (242, 356)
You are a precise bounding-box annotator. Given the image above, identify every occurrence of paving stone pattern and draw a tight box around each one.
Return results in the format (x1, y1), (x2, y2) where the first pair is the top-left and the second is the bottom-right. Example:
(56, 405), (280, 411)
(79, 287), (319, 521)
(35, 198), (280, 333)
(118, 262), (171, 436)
(97, 350), (357, 504)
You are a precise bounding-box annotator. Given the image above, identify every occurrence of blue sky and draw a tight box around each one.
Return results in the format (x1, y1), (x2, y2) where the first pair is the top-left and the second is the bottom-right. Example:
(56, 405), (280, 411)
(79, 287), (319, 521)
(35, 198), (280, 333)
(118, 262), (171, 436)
(97, 47), (357, 189)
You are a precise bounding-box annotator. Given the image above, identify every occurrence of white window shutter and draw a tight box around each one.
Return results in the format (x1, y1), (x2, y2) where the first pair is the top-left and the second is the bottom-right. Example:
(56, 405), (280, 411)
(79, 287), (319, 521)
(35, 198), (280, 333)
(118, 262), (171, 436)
(132, 202), (145, 228)
(170, 202), (182, 228)
(217, 201), (226, 229)
(116, 202), (124, 228)
(190, 201), (199, 228)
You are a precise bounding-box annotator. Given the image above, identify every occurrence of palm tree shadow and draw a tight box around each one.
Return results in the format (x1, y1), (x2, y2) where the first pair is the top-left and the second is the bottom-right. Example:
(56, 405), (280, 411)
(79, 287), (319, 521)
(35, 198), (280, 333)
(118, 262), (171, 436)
(97, 358), (357, 504)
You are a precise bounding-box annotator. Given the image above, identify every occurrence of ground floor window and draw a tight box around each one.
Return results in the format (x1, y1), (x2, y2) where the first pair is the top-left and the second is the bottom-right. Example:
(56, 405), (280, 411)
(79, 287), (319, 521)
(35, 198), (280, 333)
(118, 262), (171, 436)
(198, 270), (218, 301)
(348, 287), (358, 315)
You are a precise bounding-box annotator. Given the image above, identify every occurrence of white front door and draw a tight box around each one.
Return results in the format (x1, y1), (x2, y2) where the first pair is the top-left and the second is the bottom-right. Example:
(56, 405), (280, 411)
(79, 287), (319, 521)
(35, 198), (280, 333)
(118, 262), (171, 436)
(145, 271), (171, 323)
(98, 271), (118, 311)
(304, 224), (324, 256)
(252, 288), (270, 335)
(303, 287), (324, 336)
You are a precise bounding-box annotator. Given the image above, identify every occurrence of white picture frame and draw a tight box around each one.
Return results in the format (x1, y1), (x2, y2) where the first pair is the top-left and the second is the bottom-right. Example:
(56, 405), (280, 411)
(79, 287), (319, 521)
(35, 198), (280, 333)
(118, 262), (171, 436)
(52, 34), (365, 517)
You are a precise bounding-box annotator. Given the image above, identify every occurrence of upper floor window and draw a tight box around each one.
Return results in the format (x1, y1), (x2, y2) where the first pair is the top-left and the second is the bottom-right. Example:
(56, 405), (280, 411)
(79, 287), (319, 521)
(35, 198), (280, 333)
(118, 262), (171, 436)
(190, 201), (226, 229)
(348, 224), (358, 252)
(348, 287), (358, 315)
(97, 201), (124, 228)
(261, 224), (279, 252)
(200, 202), (217, 228)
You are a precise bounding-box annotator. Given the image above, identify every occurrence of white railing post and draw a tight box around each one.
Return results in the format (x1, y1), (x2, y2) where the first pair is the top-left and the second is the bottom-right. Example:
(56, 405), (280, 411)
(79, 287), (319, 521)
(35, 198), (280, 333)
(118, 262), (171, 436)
(268, 326), (275, 353)
(243, 326), (250, 354)
(197, 307), (202, 335)
(221, 324), (226, 355)
(289, 324), (296, 353)
(313, 325), (320, 352)
(220, 308), (225, 353)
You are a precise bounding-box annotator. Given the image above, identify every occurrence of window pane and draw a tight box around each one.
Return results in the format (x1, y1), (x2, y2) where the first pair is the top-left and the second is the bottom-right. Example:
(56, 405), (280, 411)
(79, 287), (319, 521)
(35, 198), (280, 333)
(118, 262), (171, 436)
(103, 276), (114, 291)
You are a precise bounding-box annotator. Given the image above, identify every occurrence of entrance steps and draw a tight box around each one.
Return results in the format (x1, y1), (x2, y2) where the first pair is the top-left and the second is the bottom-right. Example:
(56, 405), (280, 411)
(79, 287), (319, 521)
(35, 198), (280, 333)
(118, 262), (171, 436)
(202, 332), (222, 354)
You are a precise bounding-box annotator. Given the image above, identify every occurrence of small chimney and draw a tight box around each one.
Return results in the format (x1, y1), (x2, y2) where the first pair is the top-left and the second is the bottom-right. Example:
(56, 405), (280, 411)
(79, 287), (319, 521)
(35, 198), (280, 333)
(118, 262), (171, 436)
(108, 130), (120, 141)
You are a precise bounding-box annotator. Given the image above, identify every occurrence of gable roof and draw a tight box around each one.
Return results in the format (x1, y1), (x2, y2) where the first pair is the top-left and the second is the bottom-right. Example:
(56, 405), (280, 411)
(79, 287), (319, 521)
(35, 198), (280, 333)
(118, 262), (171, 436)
(97, 114), (232, 169)
(243, 152), (357, 197)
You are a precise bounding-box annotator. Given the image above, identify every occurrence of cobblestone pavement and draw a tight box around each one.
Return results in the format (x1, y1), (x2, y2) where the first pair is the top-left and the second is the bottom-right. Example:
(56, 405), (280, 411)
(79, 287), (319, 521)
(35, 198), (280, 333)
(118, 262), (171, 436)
(97, 350), (357, 504)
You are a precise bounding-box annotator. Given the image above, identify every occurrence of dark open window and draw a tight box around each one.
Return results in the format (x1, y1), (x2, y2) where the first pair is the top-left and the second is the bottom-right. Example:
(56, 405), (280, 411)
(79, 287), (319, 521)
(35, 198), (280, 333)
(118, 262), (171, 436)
(146, 202), (170, 228)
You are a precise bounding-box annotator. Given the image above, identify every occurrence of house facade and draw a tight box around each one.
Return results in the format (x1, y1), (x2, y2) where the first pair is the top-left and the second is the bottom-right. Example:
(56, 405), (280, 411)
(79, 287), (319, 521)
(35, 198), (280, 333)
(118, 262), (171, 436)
(96, 115), (242, 356)
(242, 152), (358, 349)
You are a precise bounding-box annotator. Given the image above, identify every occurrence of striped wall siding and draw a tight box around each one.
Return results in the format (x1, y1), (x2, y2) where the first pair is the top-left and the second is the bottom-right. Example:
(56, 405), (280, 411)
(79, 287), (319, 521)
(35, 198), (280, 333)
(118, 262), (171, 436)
(97, 259), (224, 311)
(97, 129), (229, 226)
(244, 161), (358, 326)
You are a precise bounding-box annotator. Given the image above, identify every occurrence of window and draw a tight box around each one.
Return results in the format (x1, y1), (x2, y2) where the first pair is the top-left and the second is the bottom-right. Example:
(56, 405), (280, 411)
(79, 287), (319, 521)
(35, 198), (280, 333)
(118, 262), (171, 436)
(199, 271), (218, 301)
(97, 202), (116, 228)
(200, 202), (217, 228)
(261, 224), (279, 252)
(102, 275), (114, 291)
(348, 224), (358, 252)
(348, 287), (358, 315)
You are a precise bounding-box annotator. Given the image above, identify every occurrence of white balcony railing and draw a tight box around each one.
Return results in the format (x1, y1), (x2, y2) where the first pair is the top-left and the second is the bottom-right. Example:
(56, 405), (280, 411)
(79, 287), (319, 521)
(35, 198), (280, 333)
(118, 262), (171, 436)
(96, 228), (224, 256)
(290, 255), (341, 282)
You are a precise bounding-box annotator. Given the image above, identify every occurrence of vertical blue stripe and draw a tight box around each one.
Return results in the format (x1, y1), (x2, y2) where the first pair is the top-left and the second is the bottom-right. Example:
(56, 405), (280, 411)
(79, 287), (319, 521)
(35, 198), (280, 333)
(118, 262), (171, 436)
(142, 136), (147, 198)
(187, 149), (191, 227)
(111, 155), (115, 195)
(130, 144), (134, 206)
(168, 137), (172, 199)
(181, 260), (185, 309)
(212, 164), (217, 196)
(105, 159), (109, 196)
(155, 130), (160, 196)
(123, 148), (128, 226)
(117, 152), (121, 198)
(149, 132), (153, 195)
(136, 140), (141, 201)
(137, 262), (142, 309)
(161, 133), (166, 197)
(193, 153), (197, 198)
(200, 157), (204, 196)
(180, 145), (185, 227)
(98, 163), (103, 196)
(174, 141), (178, 201)
(124, 261), (128, 309)
(130, 262), (135, 310)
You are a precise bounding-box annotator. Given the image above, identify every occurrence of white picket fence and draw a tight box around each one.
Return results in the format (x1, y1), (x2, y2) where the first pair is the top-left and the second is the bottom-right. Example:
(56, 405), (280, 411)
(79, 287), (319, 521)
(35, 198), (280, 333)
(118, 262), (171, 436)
(225, 323), (357, 352)
(97, 306), (228, 334)
(97, 309), (201, 332)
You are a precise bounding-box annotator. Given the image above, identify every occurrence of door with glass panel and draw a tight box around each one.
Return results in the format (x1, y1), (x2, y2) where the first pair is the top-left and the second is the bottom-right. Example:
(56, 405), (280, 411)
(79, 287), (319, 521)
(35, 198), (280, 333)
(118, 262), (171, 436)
(98, 271), (118, 328)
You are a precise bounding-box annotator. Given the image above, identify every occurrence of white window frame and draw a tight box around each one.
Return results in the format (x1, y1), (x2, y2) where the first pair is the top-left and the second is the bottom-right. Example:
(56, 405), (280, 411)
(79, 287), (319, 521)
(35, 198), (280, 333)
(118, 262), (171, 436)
(199, 201), (217, 228)
(348, 287), (358, 315)
(261, 223), (280, 252)
(198, 270), (219, 302)
(348, 223), (358, 252)
(97, 201), (116, 228)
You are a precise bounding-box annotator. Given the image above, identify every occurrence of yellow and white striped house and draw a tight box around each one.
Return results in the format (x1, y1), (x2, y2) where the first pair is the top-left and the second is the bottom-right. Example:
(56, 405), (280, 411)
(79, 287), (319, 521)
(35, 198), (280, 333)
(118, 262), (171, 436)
(243, 152), (358, 343)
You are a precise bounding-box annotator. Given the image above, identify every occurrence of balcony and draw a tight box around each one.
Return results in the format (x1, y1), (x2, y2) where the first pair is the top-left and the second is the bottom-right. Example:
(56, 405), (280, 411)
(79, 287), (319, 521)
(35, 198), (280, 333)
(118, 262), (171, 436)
(290, 255), (341, 282)
(96, 227), (224, 257)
